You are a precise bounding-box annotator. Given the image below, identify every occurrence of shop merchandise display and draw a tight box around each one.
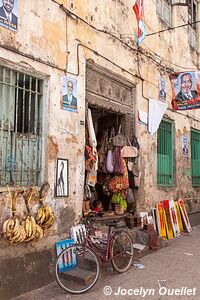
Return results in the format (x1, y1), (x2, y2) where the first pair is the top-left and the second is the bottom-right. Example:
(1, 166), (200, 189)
(84, 108), (140, 216)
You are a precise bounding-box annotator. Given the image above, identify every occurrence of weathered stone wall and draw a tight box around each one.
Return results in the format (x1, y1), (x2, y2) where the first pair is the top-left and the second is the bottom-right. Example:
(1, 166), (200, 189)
(0, 0), (200, 298)
(65, 0), (200, 211)
(0, 1), (84, 298)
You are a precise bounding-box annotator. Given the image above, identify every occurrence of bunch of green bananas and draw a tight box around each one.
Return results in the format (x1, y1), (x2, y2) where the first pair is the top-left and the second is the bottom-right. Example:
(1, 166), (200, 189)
(3, 218), (26, 243)
(36, 205), (55, 229)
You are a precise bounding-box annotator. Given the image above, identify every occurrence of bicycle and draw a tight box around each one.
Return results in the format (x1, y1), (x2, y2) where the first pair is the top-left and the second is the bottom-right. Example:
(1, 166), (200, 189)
(55, 217), (134, 294)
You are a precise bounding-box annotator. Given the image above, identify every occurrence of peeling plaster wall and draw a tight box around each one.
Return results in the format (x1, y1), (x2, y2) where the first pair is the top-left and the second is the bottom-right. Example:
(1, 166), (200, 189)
(0, 0), (200, 297)
(66, 0), (200, 212)
(0, 1), (85, 298)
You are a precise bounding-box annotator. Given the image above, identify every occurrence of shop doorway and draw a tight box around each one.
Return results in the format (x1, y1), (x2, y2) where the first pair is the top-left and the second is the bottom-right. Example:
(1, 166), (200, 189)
(84, 62), (136, 217)
(88, 106), (125, 211)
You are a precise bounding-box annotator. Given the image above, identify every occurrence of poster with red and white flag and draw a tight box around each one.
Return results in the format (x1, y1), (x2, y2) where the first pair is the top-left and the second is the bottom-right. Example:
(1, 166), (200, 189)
(132, 0), (146, 46)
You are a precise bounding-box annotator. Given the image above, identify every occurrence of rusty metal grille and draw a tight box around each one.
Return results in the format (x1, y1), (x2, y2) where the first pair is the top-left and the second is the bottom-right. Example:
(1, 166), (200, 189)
(0, 66), (43, 186)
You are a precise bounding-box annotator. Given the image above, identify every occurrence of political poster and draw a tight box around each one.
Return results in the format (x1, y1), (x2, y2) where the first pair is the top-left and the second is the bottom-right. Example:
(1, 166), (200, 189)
(61, 76), (77, 112)
(0, 0), (18, 32)
(170, 71), (200, 111)
(159, 77), (166, 102)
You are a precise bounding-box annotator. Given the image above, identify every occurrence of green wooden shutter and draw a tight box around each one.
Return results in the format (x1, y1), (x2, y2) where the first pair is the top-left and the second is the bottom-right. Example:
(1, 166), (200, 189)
(0, 66), (42, 186)
(191, 129), (200, 186)
(157, 120), (174, 186)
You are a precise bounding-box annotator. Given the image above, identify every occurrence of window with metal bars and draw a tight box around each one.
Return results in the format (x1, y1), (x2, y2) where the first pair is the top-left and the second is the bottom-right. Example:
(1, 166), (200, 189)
(0, 66), (43, 186)
(157, 119), (174, 186)
(191, 129), (200, 186)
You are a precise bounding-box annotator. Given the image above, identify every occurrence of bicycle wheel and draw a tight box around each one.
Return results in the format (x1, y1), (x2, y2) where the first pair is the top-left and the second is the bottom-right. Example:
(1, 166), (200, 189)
(55, 244), (100, 294)
(111, 231), (133, 273)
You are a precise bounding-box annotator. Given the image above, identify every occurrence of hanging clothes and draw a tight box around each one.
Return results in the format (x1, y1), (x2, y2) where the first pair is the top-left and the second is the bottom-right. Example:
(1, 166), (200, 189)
(86, 109), (98, 186)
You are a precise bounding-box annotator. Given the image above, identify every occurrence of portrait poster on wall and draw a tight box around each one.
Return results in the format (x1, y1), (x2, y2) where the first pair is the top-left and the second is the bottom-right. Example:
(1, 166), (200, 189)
(182, 134), (189, 157)
(61, 76), (77, 112)
(170, 71), (200, 111)
(158, 77), (166, 102)
(0, 0), (18, 32)
(55, 159), (69, 197)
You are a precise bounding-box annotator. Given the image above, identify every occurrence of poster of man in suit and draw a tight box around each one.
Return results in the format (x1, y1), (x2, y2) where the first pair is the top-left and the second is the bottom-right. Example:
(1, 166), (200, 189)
(0, 0), (18, 32)
(61, 76), (77, 112)
(182, 135), (189, 157)
(170, 71), (200, 111)
(159, 77), (166, 101)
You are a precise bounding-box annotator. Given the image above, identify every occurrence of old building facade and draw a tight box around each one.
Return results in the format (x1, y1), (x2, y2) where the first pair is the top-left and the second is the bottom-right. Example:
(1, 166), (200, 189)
(0, 0), (200, 298)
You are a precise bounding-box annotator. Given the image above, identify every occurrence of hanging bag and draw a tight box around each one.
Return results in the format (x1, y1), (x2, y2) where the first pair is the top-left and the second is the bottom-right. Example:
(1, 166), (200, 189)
(127, 188), (135, 204)
(121, 137), (138, 158)
(131, 163), (139, 177)
(113, 125), (126, 147)
(106, 150), (114, 173)
(134, 172), (141, 188)
(109, 159), (129, 192)
(132, 135), (140, 150)
(113, 147), (124, 175)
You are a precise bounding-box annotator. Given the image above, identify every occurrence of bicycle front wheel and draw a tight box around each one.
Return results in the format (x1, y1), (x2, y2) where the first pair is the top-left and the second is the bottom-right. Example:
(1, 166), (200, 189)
(111, 231), (133, 273)
(55, 244), (100, 294)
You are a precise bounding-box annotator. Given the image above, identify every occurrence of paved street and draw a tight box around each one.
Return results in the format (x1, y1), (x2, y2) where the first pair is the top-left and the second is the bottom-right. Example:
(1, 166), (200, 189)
(13, 226), (200, 300)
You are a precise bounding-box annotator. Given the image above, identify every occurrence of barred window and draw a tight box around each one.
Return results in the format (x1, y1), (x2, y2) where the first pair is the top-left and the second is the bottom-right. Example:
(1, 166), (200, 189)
(0, 66), (43, 186)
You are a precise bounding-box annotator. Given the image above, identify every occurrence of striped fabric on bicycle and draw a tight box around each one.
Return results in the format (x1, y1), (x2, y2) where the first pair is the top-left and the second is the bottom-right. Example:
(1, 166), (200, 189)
(56, 239), (76, 273)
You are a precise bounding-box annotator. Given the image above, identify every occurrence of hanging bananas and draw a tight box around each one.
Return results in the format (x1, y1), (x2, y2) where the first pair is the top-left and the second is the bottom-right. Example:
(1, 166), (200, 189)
(3, 218), (26, 243)
(2, 183), (54, 244)
(3, 216), (44, 244)
(36, 205), (55, 229)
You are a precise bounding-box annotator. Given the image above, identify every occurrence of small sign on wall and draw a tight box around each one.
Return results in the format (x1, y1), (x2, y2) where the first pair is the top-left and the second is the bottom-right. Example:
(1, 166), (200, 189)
(61, 76), (78, 112)
(158, 77), (166, 102)
(0, 0), (18, 32)
(182, 134), (189, 157)
(55, 158), (69, 197)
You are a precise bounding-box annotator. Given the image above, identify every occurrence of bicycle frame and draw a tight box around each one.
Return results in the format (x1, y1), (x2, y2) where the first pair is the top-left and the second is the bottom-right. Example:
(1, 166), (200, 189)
(82, 226), (125, 266)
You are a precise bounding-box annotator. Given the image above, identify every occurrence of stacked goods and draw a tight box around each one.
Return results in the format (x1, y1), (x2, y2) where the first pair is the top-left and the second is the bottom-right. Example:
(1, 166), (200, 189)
(2, 183), (54, 244)
(154, 199), (192, 240)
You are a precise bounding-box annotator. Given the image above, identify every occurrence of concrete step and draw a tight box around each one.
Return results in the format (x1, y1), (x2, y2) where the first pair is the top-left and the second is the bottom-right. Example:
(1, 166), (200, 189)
(59, 267), (97, 286)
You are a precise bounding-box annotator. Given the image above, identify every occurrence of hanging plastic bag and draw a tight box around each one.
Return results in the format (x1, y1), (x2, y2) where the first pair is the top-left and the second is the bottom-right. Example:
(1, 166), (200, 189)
(111, 192), (127, 210)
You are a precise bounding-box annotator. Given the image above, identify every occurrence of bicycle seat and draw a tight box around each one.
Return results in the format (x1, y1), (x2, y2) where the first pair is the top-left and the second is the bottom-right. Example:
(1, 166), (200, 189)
(105, 221), (118, 228)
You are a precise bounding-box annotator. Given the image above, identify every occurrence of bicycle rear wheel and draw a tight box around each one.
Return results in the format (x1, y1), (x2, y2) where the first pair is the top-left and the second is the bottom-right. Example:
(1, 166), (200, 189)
(55, 244), (100, 294)
(111, 231), (133, 273)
